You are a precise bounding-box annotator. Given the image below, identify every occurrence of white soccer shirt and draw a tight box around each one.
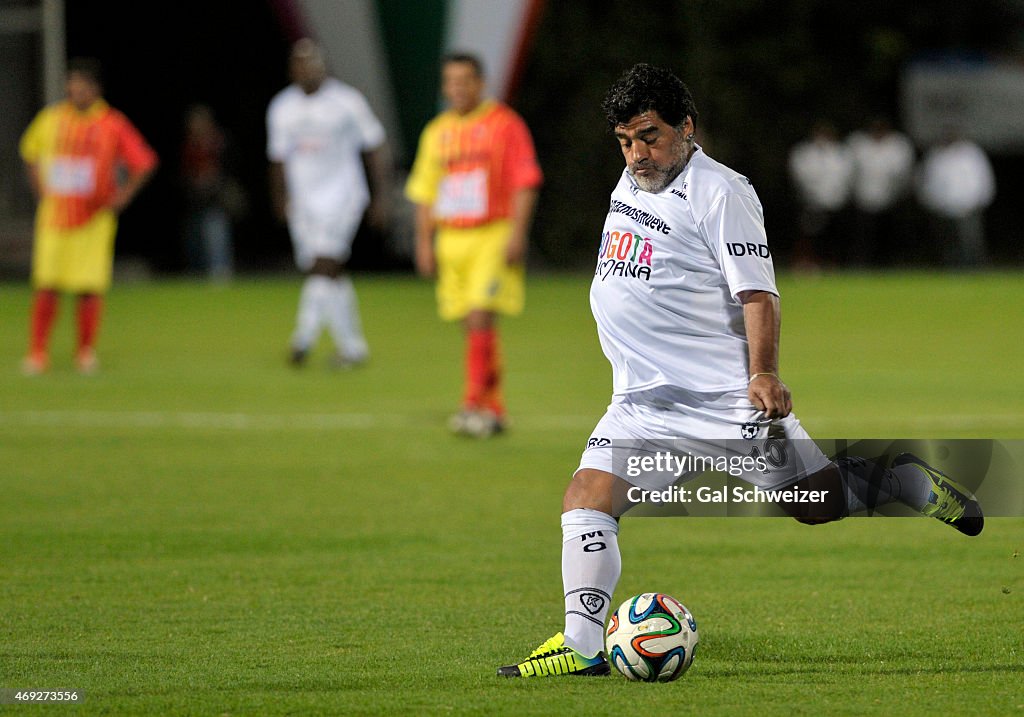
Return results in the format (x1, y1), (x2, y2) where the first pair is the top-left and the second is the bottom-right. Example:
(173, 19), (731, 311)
(847, 131), (915, 212)
(788, 138), (853, 211)
(916, 140), (995, 219)
(266, 77), (385, 221)
(590, 147), (778, 395)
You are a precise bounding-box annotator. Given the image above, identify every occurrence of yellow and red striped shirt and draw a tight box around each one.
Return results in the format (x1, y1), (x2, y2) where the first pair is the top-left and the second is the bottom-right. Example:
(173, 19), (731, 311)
(20, 99), (157, 229)
(406, 100), (541, 229)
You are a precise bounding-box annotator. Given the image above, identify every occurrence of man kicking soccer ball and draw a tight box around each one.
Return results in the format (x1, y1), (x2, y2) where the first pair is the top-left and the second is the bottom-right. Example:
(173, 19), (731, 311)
(497, 63), (983, 678)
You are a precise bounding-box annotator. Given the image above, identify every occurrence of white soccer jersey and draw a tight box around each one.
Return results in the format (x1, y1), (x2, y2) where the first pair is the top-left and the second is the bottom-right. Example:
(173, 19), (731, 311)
(590, 147), (778, 395)
(266, 77), (385, 221)
(916, 140), (996, 219)
(788, 139), (853, 211)
(847, 131), (915, 212)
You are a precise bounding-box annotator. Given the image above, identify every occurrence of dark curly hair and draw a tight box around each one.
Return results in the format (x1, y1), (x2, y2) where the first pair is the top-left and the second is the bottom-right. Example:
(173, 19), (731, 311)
(601, 63), (698, 131)
(442, 52), (485, 79)
(67, 57), (103, 87)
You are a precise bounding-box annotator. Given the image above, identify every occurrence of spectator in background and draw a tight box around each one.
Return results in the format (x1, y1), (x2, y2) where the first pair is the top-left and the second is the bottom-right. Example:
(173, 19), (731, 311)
(916, 128), (996, 268)
(266, 38), (391, 368)
(406, 53), (542, 437)
(181, 104), (243, 280)
(787, 121), (853, 270)
(846, 117), (916, 267)
(19, 57), (157, 375)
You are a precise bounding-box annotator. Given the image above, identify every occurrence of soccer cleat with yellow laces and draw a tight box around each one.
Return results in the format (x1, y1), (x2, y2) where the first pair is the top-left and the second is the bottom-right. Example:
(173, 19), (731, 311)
(497, 632), (610, 677)
(893, 453), (984, 536)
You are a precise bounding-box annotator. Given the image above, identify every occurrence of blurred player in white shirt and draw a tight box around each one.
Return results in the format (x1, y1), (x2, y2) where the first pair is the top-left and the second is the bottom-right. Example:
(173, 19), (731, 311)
(497, 64), (983, 680)
(267, 39), (391, 367)
(917, 128), (995, 267)
(846, 117), (915, 266)
(788, 121), (854, 269)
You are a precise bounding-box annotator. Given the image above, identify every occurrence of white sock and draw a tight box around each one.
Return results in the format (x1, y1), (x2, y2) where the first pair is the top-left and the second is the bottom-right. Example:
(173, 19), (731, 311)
(292, 276), (331, 350)
(888, 463), (934, 511)
(324, 276), (368, 361)
(836, 457), (932, 513)
(561, 508), (620, 658)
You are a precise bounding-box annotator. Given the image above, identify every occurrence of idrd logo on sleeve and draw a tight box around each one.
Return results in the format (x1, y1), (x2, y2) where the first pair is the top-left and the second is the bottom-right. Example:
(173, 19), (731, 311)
(726, 242), (771, 258)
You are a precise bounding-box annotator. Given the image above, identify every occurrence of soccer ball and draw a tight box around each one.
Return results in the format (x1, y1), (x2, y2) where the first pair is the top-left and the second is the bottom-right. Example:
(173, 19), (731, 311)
(605, 592), (699, 682)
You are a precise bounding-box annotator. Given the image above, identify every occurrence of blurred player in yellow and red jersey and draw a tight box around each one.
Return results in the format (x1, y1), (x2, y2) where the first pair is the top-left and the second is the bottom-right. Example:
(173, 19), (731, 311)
(19, 58), (157, 375)
(406, 53), (542, 436)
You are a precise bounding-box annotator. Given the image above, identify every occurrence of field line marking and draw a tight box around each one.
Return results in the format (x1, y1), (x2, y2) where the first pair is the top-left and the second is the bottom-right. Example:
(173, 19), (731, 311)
(0, 410), (1020, 433)
(0, 410), (597, 432)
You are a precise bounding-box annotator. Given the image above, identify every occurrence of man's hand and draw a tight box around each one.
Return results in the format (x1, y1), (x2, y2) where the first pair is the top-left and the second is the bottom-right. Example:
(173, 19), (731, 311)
(108, 188), (131, 214)
(505, 235), (527, 265)
(366, 198), (389, 234)
(507, 188), (537, 267)
(268, 161), (289, 224)
(362, 145), (393, 233)
(748, 373), (792, 419)
(108, 167), (155, 215)
(273, 200), (289, 224)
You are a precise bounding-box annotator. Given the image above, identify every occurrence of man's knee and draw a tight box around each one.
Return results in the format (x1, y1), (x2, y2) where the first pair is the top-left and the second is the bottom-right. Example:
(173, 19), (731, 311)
(563, 471), (602, 512)
(784, 465), (846, 525)
(309, 256), (343, 278)
(464, 309), (495, 331)
(774, 462), (847, 524)
(564, 468), (629, 516)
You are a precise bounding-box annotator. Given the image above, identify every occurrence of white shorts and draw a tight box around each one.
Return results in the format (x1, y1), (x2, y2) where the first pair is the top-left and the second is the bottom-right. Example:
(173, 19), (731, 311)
(577, 385), (831, 491)
(287, 207), (363, 270)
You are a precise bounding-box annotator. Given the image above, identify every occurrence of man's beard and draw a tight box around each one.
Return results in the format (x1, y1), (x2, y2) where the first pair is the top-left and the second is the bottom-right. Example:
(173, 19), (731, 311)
(628, 134), (689, 193)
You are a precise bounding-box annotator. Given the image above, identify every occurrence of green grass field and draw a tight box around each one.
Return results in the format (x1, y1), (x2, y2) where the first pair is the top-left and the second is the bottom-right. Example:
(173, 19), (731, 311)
(1, 272), (1022, 715)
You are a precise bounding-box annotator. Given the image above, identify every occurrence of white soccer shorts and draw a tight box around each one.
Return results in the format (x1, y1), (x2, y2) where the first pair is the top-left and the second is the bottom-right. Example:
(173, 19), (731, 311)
(576, 385), (831, 492)
(287, 208), (363, 270)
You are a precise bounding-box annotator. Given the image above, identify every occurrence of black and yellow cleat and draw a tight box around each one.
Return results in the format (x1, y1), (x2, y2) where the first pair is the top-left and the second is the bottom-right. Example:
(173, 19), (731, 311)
(497, 632), (610, 677)
(893, 453), (984, 536)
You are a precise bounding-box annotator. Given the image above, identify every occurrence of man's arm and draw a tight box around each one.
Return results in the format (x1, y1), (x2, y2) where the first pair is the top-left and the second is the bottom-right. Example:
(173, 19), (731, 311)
(506, 187), (538, 265)
(23, 162), (42, 200)
(413, 203), (436, 278)
(268, 161), (288, 223)
(361, 143), (393, 233)
(110, 165), (156, 214)
(739, 289), (792, 419)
